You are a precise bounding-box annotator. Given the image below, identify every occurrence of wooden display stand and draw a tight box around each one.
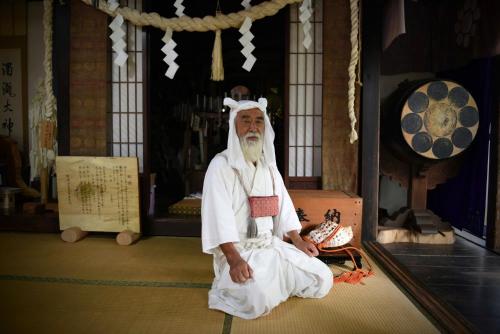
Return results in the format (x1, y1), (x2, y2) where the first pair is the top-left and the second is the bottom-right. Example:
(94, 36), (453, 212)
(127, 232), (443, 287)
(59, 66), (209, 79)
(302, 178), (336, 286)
(289, 190), (363, 267)
(56, 156), (141, 245)
(116, 230), (141, 246)
(379, 146), (456, 243)
(317, 250), (363, 268)
(289, 190), (363, 248)
(61, 226), (88, 243)
(60, 227), (140, 245)
(379, 80), (477, 242)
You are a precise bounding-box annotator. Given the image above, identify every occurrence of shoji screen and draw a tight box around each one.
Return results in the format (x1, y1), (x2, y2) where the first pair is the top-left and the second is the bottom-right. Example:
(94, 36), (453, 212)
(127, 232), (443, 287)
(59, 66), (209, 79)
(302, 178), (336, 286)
(288, 0), (323, 178)
(110, 0), (144, 171)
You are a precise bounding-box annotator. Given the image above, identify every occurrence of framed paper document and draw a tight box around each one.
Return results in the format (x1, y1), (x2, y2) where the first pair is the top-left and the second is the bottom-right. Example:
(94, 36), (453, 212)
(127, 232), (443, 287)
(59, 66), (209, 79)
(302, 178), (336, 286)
(56, 156), (140, 233)
(0, 46), (26, 150)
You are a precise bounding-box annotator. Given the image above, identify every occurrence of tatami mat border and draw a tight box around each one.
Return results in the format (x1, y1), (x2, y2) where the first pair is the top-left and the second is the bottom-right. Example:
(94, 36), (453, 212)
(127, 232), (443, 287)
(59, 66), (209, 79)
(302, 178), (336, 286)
(0, 274), (212, 289)
(222, 314), (233, 334)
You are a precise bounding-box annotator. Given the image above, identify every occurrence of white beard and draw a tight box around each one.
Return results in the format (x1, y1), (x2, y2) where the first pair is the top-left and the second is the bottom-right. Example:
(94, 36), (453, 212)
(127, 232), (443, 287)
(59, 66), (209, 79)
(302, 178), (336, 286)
(240, 132), (264, 163)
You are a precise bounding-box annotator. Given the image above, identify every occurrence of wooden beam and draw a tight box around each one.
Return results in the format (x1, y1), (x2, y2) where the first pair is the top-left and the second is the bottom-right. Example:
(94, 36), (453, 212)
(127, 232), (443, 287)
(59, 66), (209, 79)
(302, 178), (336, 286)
(488, 55), (500, 251)
(360, 0), (382, 241)
(53, 0), (70, 156)
(141, 0), (152, 223)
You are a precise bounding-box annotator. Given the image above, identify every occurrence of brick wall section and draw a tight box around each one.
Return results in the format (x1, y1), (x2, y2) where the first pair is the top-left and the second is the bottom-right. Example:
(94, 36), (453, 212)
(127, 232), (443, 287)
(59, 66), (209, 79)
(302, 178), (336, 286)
(69, 0), (108, 156)
(322, 0), (360, 193)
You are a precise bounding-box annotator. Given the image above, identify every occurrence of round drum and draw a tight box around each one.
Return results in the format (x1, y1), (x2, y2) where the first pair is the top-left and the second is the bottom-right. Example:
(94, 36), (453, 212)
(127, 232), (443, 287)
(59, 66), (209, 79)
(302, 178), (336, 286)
(400, 80), (479, 160)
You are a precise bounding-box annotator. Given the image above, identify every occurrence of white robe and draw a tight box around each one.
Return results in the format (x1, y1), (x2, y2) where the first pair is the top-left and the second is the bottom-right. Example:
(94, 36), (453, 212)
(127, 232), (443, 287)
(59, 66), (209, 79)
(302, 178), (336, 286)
(201, 151), (333, 319)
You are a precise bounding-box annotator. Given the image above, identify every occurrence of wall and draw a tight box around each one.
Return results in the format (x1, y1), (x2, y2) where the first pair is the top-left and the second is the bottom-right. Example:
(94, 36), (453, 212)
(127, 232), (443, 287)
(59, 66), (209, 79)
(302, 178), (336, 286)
(69, 0), (109, 156)
(322, 0), (359, 193)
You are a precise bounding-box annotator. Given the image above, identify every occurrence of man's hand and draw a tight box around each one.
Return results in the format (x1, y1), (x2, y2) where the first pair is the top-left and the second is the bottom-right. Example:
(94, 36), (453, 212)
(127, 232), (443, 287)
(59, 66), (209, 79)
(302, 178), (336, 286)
(288, 230), (319, 257)
(228, 257), (254, 283)
(220, 242), (254, 283)
(292, 238), (319, 257)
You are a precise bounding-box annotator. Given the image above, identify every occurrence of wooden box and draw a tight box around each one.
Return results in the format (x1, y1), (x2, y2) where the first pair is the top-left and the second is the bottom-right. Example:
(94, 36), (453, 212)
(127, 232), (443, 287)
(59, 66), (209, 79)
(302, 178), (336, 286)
(289, 190), (363, 248)
(168, 198), (201, 215)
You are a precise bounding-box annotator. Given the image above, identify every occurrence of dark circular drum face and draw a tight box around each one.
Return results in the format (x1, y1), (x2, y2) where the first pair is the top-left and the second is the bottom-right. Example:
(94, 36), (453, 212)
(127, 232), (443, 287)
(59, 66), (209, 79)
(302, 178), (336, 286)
(400, 80), (479, 160)
(452, 127), (473, 149)
(448, 86), (469, 108)
(432, 138), (453, 159)
(407, 92), (429, 113)
(401, 113), (422, 134)
(459, 106), (479, 127)
(427, 81), (448, 101)
(412, 132), (433, 153)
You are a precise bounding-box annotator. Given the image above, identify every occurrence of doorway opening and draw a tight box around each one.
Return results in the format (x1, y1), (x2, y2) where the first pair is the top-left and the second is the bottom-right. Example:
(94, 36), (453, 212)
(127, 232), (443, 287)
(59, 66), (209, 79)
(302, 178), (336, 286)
(147, 1), (287, 218)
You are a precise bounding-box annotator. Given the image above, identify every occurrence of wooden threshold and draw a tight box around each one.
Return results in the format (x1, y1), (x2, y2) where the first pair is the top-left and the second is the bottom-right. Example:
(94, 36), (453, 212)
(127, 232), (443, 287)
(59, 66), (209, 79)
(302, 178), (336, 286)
(0, 212), (60, 233)
(144, 215), (201, 237)
(0, 211), (202, 237)
(363, 241), (478, 334)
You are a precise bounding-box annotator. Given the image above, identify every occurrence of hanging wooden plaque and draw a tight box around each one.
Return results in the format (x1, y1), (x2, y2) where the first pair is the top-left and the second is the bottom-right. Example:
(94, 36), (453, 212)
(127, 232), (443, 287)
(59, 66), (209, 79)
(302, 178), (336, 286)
(40, 120), (55, 149)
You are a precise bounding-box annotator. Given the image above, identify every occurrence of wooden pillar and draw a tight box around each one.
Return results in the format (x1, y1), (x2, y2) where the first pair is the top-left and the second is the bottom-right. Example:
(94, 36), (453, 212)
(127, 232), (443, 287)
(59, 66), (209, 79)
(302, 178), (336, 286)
(489, 56), (500, 252)
(40, 167), (48, 204)
(408, 165), (428, 210)
(361, 0), (383, 242)
(54, 0), (70, 156)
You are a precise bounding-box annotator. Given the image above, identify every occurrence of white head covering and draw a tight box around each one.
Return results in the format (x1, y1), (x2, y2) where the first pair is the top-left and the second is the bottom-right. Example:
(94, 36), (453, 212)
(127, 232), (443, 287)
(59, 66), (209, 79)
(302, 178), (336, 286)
(223, 97), (276, 171)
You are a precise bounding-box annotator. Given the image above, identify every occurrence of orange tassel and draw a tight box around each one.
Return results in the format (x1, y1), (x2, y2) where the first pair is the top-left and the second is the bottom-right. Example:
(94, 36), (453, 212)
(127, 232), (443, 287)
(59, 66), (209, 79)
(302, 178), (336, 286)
(334, 269), (374, 284)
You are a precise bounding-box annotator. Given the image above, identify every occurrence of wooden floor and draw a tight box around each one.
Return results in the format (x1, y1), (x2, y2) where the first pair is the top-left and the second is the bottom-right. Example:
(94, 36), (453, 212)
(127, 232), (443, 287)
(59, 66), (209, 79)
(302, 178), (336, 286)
(383, 237), (500, 334)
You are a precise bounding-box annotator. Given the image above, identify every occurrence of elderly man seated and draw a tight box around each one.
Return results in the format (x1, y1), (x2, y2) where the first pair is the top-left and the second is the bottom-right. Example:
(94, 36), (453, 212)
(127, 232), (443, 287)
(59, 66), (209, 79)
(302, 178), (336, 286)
(201, 97), (333, 319)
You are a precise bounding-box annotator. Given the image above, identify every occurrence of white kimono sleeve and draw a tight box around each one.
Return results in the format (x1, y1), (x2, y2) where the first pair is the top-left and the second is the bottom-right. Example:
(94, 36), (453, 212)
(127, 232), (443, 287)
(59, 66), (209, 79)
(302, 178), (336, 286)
(201, 156), (240, 254)
(272, 167), (302, 239)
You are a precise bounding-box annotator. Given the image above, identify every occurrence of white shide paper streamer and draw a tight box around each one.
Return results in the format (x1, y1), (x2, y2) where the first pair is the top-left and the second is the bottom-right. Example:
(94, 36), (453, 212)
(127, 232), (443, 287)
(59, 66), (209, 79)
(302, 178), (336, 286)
(299, 0), (313, 50)
(161, 28), (179, 79)
(239, 17), (256, 72)
(109, 14), (128, 66)
(160, 0), (184, 78)
(174, 0), (185, 17)
(107, 0), (119, 11)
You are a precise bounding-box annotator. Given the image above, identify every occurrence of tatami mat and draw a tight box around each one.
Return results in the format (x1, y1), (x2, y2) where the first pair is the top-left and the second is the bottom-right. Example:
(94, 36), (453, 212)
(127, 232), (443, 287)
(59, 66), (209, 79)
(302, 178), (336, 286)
(231, 259), (439, 334)
(0, 232), (439, 334)
(0, 233), (213, 283)
(0, 281), (224, 334)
